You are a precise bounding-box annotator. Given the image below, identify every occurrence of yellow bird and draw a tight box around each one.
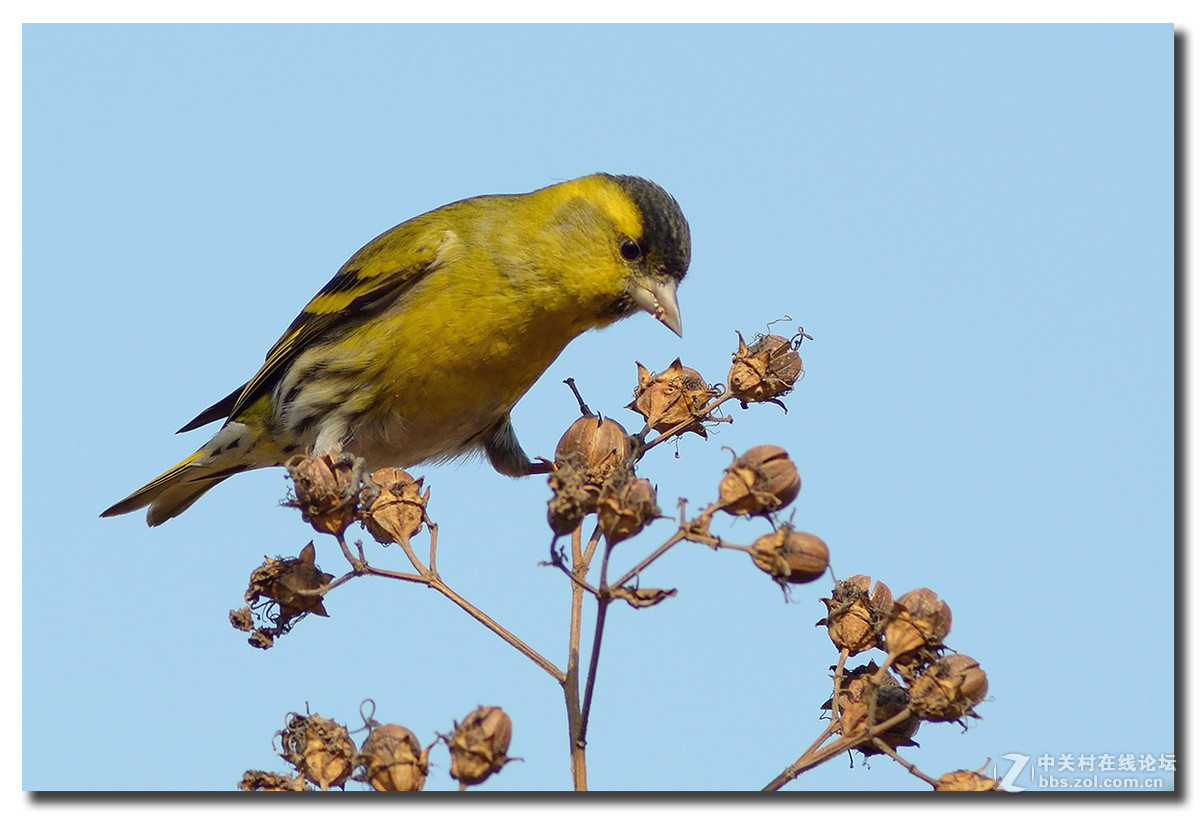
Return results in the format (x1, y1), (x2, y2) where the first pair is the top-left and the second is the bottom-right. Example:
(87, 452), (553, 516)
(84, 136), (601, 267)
(102, 173), (691, 526)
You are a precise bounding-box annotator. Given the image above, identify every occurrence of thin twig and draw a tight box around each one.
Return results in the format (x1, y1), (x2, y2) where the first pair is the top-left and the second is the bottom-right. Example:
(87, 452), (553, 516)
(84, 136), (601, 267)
(797, 720), (838, 763)
(611, 502), (723, 589)
(581, 522), (604, 567)
(564, 525), (589, 791)
(359, 565), (428, 584)
(394, 534), (429, 577)
(348, 552), (564, 684)
(546, 557), (601, 598)
(324, 571), (361, 592)
(426, 575), (565, 684)
(426, 511), (439, 575)
(870, 739), (941, 789)
(563, 377), (593, 417)
(579, 540), (614, 742)
(830, 648), (850, 732)
(762, 709), (915, 791)
(636, 392), (736, 459)
(611, 529), (686, 589)
(334, 532), (365, 571)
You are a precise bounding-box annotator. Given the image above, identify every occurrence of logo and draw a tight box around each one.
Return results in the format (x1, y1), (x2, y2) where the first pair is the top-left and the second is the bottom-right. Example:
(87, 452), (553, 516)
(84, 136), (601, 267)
(995, 753), (1029, 792)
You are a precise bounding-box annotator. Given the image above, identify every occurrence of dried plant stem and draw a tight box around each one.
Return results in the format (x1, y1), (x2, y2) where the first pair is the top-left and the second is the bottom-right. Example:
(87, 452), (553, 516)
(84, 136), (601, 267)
(869, 739), (941, 789)
(708, 541), (753, 554)
(334, 534), (364, 570)
(579, 541), (614, 742)
(611, 529), (685, 588)
(611, 502), (722, 589)
(425, 515), (439, 574)
(798, 721), (838, 762)
(762, 709), (915, 791)
(562, 377), (593, 417)
(331, 531), (565, 684)
(830, 648), (850, 731)
(635, 392), (737, 459)
(563, 524), (591, 791)
(427, 577), (565, 684)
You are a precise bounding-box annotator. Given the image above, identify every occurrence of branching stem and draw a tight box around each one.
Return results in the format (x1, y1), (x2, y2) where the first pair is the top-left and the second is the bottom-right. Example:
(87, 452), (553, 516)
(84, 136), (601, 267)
(762, 709), (915, 791)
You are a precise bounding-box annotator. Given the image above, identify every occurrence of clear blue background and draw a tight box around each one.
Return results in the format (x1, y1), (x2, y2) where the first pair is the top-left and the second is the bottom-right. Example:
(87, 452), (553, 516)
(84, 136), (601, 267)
(23, 24), (1174, 791)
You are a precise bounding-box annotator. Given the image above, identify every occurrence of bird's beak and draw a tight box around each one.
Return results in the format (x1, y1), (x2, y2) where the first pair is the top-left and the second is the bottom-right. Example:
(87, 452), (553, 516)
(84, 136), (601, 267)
(630, 276), (683, 338)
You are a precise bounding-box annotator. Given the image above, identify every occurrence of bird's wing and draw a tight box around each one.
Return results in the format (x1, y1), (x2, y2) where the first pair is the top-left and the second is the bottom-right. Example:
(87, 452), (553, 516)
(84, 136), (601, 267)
(179, 221), (455, 432)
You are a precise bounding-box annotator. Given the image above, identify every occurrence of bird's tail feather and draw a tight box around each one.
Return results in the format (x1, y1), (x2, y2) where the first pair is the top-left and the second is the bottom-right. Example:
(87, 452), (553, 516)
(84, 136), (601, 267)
(101, 450), (249, 526)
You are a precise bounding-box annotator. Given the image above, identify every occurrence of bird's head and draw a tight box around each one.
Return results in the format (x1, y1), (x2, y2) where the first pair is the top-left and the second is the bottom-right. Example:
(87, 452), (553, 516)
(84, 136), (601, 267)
(601, 174), (691, 337)
(528, 173), (691, 338)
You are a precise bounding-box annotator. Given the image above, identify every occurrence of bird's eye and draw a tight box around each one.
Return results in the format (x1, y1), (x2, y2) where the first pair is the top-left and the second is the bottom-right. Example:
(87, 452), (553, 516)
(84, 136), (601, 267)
(619, 239), (642, 261)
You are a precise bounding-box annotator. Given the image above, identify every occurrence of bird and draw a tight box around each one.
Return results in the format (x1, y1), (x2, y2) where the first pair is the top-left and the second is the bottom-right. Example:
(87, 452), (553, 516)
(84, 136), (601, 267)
(101, 173), (691, 526)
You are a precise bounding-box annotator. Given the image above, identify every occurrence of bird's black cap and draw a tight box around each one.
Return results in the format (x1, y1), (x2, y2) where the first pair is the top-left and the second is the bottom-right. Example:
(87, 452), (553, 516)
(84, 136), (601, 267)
(608, 175), (692, 281)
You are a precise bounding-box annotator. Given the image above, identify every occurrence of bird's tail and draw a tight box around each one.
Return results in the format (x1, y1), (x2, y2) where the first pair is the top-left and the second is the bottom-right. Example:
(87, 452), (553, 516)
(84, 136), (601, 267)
(101, 450), (250, 526)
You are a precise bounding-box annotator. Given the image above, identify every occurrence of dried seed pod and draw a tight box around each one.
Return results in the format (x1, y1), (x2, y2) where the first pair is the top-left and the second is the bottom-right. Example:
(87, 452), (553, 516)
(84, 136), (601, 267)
(229, 606), (255, 632)
(728, 331), (803, 403)
(718, 445), (801, 516)
(609, 586), (677, 608)
(279, 713), (356, 791)
(750, 527), (829, 585)
(823, 662), (919, 754)
(237, 770), (308, 791)
(244, 542), (333, 623)
(357, 724), (429, 792)
(547, 416), (634, 535)
(819, 575), (894, 655)
(885, 588), (952, 668)
(243, 546), (334, 650)
(554, 415), (633, 480)
(287, 454), (362, 536)
(596, 477), (660, 545)
(447, 706), (514, 787)
(626, 359), (716, 438)
(546, 466), (593, 536)
(361, 468), (427, 545)
(907, 654), (989, 723)
(935, 769), (1001, 791)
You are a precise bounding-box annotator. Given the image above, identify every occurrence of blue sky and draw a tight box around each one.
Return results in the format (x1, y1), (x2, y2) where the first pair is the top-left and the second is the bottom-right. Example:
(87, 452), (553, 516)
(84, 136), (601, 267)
(22, 24), (1174, 792)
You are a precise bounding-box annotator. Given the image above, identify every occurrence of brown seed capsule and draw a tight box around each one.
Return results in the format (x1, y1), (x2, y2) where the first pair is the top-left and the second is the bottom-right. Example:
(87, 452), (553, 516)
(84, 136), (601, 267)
(546, 467), (593, 536)
(241, 548), (332, 648)
(287, 454), (361, 536)
(626, 359), (716, 438)
(609, 586), (678, 608)
(447, 706), (514, 787)
(885, 588), (946, 657)
(244, 542), (333, 624)
(819, 575), (894, 655)
(718, 445), (801, 516)
(728, 332), (803, 403)
(907, 654), (989, 723)
(547, 416), (634, 536)
(935, 769), (1001, 791)
(361, 468), (427, 545)
(357, 724), (429, 792)
(229, 606), (255, 632)
(596, 477), (660, 545)
(750, 527), (829, 585)
(237, 770), (308, 791)
(885, 588), (952, 673)
(554, 415), (633, 480)
(279, 713), (356, 791)
(824, 662), (919, 754)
